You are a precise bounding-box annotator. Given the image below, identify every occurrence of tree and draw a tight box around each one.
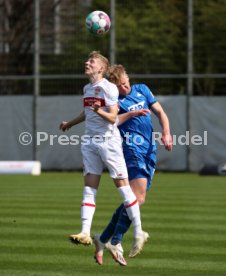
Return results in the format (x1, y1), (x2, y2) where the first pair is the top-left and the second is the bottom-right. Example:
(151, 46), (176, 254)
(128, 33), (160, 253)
(0, 0), (62, 94)
(194, 0), (226, 95)
(1, 0), (225, 95)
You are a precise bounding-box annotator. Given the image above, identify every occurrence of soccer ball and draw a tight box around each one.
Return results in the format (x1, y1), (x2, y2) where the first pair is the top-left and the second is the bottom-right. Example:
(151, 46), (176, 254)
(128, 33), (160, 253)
(86, 11), (111, 35)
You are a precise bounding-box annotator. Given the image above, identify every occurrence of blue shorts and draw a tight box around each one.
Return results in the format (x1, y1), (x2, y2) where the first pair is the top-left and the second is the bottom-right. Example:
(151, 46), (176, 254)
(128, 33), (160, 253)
(123, 147), (156, 191)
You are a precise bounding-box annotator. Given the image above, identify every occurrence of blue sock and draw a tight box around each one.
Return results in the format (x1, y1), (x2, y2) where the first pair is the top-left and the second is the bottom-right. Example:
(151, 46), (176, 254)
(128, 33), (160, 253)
(111, 207), (132, 245)
(100, 203), (124, 243)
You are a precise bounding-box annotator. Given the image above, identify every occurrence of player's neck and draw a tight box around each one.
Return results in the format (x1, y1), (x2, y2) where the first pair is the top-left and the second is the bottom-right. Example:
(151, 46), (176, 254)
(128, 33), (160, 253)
(89, 74), (103, 84)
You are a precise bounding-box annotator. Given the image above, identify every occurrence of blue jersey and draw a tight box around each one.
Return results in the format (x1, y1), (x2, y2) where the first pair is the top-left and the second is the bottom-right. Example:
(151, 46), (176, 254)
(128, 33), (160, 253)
(118, 84), (157, 190)
(118, 84), (157, 151)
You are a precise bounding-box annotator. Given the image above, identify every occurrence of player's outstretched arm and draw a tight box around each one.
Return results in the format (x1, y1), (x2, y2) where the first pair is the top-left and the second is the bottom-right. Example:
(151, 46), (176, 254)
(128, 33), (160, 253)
(59, 111), (85, 132)
(151, 102), (173, 151)
(117, 109), (151, 126)
(91, 101), (118, 124)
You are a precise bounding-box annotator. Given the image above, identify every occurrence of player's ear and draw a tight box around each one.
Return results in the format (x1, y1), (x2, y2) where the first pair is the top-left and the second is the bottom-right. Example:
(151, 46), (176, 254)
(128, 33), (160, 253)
(98, 66), (104, 75)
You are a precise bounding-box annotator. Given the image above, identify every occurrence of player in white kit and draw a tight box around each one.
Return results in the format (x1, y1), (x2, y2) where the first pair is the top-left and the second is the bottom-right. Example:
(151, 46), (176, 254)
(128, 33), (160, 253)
(59, 51), (148, 259)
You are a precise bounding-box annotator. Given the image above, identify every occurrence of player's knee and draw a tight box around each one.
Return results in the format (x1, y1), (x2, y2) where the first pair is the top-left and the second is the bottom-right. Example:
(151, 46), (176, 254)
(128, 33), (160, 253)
(137, 195), (146, 206)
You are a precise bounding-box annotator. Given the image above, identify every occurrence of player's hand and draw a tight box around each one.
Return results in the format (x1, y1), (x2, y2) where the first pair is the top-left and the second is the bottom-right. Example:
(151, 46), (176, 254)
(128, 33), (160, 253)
(131, 109), (151, 117)
(161, 133), (173, 151)
(91, 100), (101, 112)
(59, 121), (71, 132)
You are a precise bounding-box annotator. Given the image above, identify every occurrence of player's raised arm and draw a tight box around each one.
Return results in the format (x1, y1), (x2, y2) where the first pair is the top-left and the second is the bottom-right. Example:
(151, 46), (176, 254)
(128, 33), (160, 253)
(117, 109), (151, 126)
(91, 101), (118, 124)
(151, 102), (173, 151)
(59, 111), (85, 132)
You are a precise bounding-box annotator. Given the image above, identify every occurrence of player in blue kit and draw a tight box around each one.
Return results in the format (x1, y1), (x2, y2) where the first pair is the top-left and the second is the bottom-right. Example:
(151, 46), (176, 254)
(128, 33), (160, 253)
(93, 64), (173, 266)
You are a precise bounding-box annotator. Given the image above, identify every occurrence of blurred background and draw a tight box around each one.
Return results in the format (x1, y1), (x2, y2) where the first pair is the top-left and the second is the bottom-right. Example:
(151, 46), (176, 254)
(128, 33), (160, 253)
(0, 0), (226, 172)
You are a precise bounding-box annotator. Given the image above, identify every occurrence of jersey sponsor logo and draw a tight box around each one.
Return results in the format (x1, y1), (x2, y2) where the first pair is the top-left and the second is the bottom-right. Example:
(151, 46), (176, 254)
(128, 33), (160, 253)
(128, 101), (145, 111)
(83, 97), (105, 107)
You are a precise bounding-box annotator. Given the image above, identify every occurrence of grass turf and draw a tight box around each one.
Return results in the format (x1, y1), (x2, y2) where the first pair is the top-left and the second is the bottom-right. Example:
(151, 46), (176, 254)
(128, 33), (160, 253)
(0, 172), (226, 276)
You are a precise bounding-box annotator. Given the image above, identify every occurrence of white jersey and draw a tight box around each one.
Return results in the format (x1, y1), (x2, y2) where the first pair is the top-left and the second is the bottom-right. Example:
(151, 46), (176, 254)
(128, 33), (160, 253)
(83, 78), (121, 137)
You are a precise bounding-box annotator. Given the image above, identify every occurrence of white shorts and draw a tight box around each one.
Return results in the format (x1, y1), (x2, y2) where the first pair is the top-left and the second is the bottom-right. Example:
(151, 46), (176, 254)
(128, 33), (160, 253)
(81, 136), (128, 179)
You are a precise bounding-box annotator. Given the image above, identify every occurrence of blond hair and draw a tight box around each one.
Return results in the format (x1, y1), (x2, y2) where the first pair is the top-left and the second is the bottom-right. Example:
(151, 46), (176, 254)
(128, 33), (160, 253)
(107, 64), (127, 85)
(88, 51), (110, 76)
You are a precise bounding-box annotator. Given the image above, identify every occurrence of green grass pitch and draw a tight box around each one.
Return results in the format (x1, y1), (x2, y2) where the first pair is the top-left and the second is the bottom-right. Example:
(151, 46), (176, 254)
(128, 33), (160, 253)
(0, 172), (226, 276)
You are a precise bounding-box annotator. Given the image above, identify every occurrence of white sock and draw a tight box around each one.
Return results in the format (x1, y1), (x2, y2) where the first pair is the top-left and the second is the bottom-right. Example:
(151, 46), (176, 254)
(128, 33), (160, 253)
(118, 185), (143, 237)
(81, 186), (97, 235)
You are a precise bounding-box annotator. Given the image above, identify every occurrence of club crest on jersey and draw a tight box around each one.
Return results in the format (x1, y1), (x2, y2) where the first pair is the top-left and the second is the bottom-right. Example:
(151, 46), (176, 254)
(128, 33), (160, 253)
(128, 101), (145, 111)
(95, 87), (101, 96)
